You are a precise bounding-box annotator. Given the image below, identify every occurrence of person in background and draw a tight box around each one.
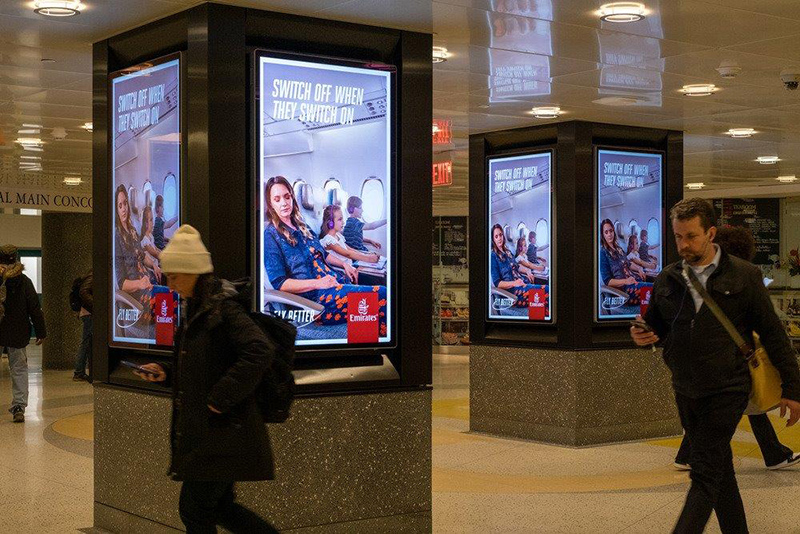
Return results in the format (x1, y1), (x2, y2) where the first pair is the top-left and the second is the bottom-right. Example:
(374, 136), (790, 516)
(490, 224), (548, 309)
(153, 193), (178, 251)
(599, 219), (651, 306)
(0, 245), (46, 423)
(73, 270), (93, 382)
(342, 195), (386, 252)
(319, 205), (381, 266)
(631, 198), (800, 533)
(525, 231), (547, 267)
(673, 225), (800, 471)
(135, 225), (278, 534)
(141, 205), (162, 262)
(639, 228), (656, 264)
(264, 176), (387, 334)
(514, 237), (545, 281)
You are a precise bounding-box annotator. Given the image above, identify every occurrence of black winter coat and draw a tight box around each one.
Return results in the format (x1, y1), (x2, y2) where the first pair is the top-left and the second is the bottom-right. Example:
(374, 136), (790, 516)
(645, 250), (800, 401)
(0, 271), (46, 349)
(165, 276), (275, 482)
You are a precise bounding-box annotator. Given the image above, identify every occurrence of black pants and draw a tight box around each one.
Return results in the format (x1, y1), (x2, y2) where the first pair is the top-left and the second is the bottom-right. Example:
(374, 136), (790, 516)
(676, 413), (792, 468)
(179, 480), (278, 534)
(673, 392), (750, 534)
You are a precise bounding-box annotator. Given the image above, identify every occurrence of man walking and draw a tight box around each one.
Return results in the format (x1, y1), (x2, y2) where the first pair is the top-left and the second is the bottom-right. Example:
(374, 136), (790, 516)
(631, 198), (800, 533)
(0, 245), (46, 423)
(72, 270), (92, 381)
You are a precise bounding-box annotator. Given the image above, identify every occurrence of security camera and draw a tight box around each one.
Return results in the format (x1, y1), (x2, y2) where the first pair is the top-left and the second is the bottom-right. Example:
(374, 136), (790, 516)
(780, 69), (800, 91)
(716, 61), (741, 79)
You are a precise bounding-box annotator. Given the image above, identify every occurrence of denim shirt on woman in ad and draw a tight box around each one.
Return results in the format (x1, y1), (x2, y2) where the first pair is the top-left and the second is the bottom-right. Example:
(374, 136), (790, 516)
(263, 223), (345, 300)
(490, 250), (520, 287)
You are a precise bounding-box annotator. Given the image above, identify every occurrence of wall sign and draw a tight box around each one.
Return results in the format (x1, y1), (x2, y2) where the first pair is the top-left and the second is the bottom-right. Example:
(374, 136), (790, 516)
(713, 198), (780, 265)
(0, 185), (92, 213)
(433, 161), (453, 187)
(433, 216), (467, 266)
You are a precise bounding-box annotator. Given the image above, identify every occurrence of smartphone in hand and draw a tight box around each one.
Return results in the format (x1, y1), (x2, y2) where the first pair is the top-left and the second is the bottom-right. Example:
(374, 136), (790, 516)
(120, 360), (158, 376)
(629, 320), (653, 333)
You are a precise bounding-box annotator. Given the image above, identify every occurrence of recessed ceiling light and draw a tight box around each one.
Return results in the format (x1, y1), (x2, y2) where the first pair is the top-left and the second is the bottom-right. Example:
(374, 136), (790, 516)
(757, 156), (780, 164)
(22, 123), (42, 128)
(40, 58), (56, 63)
(680, 84), (717, 97)
(598, 2), (647, 23)
(529, 106), (562, 119)
(63, 176), (82, 186)
(686, 182), (705, 190)
(81, 122), (93, 131)
(15, 137), (43, 146)
(726, 128), (755, 138)
(432, 47), (450, 63)
(33, 1), (84, 17)
(592, 96), (640, 106)
(777, 175), (797, 183)
(19, 155), (41, 160)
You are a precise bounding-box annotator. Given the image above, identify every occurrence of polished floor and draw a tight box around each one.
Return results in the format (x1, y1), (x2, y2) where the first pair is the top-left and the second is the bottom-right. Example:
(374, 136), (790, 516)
(2, 348), (800, 533)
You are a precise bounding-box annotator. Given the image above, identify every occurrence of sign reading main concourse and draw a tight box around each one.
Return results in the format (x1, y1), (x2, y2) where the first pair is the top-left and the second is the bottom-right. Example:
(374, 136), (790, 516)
(0, 185), (92, 213)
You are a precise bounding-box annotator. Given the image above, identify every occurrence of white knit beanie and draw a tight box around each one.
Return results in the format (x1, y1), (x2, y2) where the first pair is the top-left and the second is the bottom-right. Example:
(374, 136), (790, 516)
(159, 225), (214, 274)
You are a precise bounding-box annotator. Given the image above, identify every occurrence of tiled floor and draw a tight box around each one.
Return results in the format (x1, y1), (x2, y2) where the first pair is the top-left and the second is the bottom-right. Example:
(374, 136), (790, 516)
(431, 352), (800, 534)
(3, 348), (800, 533)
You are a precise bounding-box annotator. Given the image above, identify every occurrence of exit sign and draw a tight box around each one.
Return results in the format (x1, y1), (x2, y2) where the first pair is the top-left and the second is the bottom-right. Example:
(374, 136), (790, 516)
(433, 119), (452, 145)
(433, 161), (453, 187)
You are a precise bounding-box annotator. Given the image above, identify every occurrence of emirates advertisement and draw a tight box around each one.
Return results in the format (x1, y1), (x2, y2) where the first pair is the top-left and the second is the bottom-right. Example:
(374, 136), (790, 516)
(487, 151), (553, 322)
(596, 149), (662, 321)
(256, 52), (393, 347)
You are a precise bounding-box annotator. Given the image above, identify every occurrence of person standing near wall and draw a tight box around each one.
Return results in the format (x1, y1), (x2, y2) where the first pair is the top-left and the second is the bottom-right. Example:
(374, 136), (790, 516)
(72, 270), (93, 382)
(136, 225), (278, 533)
(0, 245), (46, 423)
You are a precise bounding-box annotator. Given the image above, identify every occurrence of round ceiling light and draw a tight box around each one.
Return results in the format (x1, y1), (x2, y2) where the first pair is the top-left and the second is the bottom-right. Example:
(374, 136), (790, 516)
(592, 96), (640, 106)
(757, 156), (780, 164)
(432, 47), (450, 64)
(686, 182), (705, 190)
(33, 1), (83, 17)
(81, 122), (93, 131)
(726, 128), (755, 138)
(529, 106), (562, 119)
(598, 3), (646, 23)
(680, 84), (717, 97)
(63, 176), (83, 186)
(777, 175), (797, 183)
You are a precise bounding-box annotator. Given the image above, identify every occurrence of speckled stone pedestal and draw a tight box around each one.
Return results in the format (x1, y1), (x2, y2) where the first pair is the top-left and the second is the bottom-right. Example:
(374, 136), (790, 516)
(470, 345), (681, 447)
(94, 385), (432, 533)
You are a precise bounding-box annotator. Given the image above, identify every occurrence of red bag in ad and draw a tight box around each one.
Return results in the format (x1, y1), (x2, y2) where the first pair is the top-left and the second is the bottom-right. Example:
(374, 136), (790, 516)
(528, 288), (547, 321)
(347, 292), (379, 344)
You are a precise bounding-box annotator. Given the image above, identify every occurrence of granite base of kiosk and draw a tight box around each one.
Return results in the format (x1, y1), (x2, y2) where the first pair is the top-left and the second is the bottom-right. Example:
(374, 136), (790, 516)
(469, 345), (681, 447)
(94, 385), (431, 533)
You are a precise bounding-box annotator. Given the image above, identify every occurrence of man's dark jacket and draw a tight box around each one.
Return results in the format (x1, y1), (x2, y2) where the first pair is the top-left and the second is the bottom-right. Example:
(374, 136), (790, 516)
(0, 270), (46, 348)
(165, 276), (275, 481)
(645, 249), (800, 401)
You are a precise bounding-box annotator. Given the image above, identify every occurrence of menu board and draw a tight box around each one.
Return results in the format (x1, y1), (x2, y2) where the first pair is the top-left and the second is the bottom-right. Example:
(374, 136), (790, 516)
(713, 198), (780, 265)
(433, 217), (468, 266)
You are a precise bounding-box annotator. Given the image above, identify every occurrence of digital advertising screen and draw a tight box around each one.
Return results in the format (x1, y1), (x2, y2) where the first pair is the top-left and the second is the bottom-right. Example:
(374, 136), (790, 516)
(487, 151), (553, 322)
(257, 53), (393, 347)
(595, 148), (662, 321)
(110, 55), (181, 347)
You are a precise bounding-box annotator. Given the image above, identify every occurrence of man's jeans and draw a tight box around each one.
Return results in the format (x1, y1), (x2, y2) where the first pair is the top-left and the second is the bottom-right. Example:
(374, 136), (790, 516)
(74, 315), (92, 375)
(6, 347), (28, 412)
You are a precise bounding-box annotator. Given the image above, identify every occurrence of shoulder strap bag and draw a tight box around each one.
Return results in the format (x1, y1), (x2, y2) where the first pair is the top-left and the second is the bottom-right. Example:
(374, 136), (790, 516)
(683, 265), (783, 414)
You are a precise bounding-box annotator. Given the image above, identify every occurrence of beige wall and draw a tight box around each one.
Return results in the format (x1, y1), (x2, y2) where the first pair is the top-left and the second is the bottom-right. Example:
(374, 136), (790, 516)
(0, 213), (41, 249)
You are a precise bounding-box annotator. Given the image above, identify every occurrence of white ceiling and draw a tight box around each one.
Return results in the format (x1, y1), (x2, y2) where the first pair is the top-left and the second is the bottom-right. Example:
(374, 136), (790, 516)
(2, 0), (800, 208)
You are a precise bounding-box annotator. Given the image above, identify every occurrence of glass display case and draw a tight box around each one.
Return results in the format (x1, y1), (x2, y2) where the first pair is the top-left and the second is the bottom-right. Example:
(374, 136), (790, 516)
(770, 289), (800, 348)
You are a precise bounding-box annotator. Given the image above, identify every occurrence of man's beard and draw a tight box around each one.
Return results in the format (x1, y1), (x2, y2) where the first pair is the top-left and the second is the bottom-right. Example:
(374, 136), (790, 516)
(680, 251), (703, 264)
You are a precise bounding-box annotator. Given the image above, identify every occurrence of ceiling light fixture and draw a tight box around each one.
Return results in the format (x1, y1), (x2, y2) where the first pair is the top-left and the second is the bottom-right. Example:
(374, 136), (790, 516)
(757, 156), (780, 165)
(598, 2), (647, 23)
(529, 106), (562, 119)
(432, 47), (450, 64)
(19, 155), (41, 160)
(726, 128), (755, 138)
(33, 1), (84, 17)
(63, 176), (82, 186)
(15, 137), (43, 146)
(40, 58), (56, 63)
(686, 182), (705, 190)
(680, 84), (717, 97)
(81, 122), (93, 131)
(777, 175), (797, 183)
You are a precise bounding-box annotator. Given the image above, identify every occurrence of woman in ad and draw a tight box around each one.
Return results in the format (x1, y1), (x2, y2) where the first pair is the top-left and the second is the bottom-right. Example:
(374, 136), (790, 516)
(599, 219), (651, 306)
(114, 185), (162, 322)
(490, 224), (548, 309)
(263, 176), (387, 335)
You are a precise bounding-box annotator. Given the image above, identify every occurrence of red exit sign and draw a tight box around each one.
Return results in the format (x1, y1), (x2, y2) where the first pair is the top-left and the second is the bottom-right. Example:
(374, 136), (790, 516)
(433, 119), (452, 145)
(433, 161), (453, 187)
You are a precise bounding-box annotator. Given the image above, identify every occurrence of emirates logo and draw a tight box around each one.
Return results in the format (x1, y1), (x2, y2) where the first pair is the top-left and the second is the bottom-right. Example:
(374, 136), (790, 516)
(533, 292), (540, 304)
(160, 299), (168, 316)
(358, 298), (369, 316)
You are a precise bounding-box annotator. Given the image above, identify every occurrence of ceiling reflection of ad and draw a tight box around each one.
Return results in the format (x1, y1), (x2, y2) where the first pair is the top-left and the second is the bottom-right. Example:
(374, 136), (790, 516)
(487, 0), (553, 103)
(597, 1), (664, 108)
